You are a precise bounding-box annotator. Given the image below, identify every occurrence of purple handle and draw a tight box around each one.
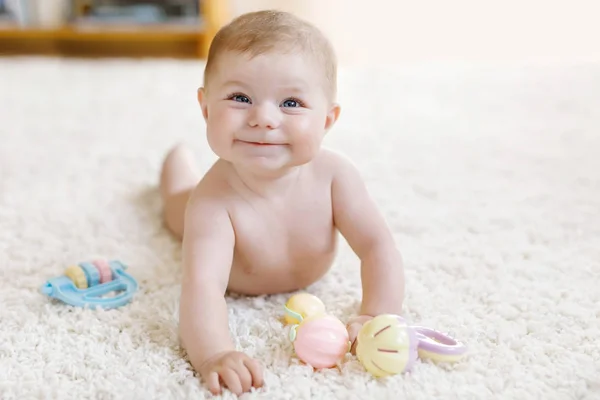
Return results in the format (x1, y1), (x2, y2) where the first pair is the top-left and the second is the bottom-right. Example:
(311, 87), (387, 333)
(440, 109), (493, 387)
(413, 326), (467, 357)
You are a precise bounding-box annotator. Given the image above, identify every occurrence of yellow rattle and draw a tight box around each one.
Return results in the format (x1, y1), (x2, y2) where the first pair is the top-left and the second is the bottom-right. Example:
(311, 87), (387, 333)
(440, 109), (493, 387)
(356, 314), (468, 377)
(283, 292), (326, 325)
(356, 314), (419, 377)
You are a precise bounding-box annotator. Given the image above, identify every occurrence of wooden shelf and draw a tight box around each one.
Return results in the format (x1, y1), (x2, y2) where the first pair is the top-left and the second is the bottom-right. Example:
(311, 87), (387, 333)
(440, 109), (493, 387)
(0, 24), (202, 39)
(0, 0), (228, 58)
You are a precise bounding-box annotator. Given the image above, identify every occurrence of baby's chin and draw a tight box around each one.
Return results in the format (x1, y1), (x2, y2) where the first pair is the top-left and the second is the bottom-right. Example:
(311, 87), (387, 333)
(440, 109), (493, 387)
(237, 158), (297, 175)
(229, 153), (308, 177)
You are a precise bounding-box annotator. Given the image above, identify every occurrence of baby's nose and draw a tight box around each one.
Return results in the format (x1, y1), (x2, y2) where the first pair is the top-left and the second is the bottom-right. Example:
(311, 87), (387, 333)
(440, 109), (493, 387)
(248, 102), (281, 129)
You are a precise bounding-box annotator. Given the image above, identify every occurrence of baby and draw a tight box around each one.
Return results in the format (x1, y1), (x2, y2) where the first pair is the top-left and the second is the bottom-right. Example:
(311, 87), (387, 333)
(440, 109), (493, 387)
(159, 10), (405, 396)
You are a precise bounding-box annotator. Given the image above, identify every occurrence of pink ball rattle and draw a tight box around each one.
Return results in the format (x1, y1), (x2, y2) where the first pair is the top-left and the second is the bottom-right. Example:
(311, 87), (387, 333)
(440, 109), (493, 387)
(289, 314), (350, 369)
(285, 293), (350, 369)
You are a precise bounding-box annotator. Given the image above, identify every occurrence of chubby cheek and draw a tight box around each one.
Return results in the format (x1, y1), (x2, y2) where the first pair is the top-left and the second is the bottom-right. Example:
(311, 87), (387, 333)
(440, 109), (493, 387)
(289, 118), (326, 161)
(205, 126), (227, 156)
(205, 106), (242, 155)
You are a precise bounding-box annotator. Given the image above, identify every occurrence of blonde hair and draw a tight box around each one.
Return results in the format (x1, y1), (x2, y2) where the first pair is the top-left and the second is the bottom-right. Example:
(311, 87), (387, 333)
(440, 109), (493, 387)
(203, 10), (337, 100)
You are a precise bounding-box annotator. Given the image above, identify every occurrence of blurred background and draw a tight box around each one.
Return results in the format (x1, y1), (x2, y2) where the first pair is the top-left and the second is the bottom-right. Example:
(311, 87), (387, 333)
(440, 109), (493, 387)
(231, 0), (600, 65)
(1, 0), (598, 64)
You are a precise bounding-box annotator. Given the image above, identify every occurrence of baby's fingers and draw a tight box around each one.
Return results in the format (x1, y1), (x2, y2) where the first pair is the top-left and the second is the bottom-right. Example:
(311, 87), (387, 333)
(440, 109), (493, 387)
(233, 363), (253, 393)
(347, 323), (362, 355)
(244, 357), (264, 388)
(205, 371), (221, 395)
(220, 368), (243, 396)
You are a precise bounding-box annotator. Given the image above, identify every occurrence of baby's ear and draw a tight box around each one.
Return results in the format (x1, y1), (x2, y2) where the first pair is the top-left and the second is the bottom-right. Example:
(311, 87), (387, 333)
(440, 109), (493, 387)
(324, 103), (341, 131)
(197, 87), (209, 121)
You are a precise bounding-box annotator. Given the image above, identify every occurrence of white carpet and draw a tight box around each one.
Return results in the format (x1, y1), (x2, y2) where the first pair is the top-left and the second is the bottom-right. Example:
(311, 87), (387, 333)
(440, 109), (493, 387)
(1, 57), (599, 400)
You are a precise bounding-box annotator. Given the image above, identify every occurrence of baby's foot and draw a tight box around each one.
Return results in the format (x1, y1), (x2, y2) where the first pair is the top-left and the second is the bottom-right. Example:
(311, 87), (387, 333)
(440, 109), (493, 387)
(159, 144), (200, 201)
(159, 144), (200, 238)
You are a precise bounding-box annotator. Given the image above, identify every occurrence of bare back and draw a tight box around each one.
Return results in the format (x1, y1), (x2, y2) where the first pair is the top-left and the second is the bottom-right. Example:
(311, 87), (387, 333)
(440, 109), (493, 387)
(194, 150), (339, 295)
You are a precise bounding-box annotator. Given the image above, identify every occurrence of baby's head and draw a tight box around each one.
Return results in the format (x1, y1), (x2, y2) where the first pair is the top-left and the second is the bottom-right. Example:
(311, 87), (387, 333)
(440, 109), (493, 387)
(204, 10), (337, 102)
(198, 10), (341, 173)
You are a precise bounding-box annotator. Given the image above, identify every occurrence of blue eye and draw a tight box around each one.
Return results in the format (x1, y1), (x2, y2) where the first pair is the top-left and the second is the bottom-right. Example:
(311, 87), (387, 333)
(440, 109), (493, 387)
(229, 94), (251, 103)
(281, 98), (302, 108)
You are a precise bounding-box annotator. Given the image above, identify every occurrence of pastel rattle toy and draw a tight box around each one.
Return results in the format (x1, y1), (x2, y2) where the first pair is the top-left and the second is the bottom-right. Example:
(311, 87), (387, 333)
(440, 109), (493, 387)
(355, 314), (419, 377)
(412, 325), (468, 364)
(283, 292), (326, 325)
(356, 314), (467, 377)
(41, 259), (138, 309)
(289, 314), (350, 369)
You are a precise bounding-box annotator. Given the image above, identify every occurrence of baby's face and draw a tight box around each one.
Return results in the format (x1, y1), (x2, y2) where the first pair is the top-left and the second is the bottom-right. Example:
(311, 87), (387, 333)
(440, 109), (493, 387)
(199, 51), (339, 173)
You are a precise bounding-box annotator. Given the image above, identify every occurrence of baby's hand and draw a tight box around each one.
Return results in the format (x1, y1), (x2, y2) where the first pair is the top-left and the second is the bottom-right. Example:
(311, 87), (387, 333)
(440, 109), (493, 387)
(199, 351), (264, 396)
(346, 315), (374, 354)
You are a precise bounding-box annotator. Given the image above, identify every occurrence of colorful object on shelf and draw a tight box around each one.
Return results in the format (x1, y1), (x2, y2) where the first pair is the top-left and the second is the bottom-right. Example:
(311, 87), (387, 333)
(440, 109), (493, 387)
(41, 259), (138, 309)
(289, 314), (350, 369)
(283, 292), (326, 325)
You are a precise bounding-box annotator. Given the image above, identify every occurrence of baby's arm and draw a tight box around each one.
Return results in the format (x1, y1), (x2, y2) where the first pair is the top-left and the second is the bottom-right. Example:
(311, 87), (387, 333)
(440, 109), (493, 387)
(179, 189), (262, 395)
(331, 153), (405, 318)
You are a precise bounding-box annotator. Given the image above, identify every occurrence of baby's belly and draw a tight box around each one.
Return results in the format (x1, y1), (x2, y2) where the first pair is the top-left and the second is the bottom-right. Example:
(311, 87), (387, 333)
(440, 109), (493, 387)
(227, 236), (338, 295)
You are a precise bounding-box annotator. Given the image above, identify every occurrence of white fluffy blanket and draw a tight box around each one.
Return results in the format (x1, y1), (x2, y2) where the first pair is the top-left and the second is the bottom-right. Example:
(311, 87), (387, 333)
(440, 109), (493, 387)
(1, 58), (599, 399)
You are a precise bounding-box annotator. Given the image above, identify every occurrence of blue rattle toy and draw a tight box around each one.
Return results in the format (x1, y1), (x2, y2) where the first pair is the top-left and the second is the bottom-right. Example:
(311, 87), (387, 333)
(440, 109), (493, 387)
(41, 259), (138, 309)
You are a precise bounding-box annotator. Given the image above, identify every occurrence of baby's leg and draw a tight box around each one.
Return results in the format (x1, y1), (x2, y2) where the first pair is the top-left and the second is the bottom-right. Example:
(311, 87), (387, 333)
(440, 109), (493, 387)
(159, 144), (201, 240)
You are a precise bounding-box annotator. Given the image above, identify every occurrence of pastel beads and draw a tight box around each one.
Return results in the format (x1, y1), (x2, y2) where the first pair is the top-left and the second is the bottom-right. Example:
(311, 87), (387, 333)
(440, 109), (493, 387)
(283, 293), (326, 325)
(356, 314), (418, 377)
(290, 314), (350, 369)
(64, 260), (114, 289)
(93, 259), (113, 284)
(65, 265), (88, 289)
(79, 262), (100, 287)
(41, 260), (138, 309)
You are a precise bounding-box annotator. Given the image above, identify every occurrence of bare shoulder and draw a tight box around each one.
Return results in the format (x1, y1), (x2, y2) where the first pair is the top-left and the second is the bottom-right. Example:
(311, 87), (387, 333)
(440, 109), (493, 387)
(315, 147), (364, 182)
(186, 159), (236, 214)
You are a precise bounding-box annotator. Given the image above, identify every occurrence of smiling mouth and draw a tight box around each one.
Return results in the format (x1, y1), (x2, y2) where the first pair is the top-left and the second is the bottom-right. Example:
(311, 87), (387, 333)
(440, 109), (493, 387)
(237, 140), (284, 146)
